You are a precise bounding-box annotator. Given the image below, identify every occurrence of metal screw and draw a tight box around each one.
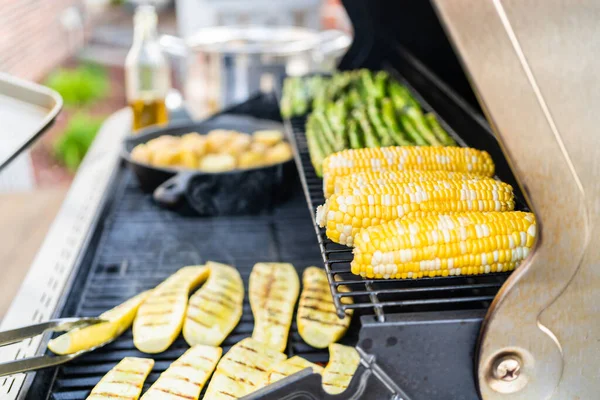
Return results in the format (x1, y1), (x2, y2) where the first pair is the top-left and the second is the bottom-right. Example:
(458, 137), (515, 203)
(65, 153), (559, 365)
(494, 356), (521, 381)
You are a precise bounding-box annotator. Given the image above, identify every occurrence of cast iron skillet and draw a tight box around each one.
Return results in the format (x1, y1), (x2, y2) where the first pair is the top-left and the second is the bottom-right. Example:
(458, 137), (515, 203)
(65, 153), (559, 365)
(122, 114), (297, 216)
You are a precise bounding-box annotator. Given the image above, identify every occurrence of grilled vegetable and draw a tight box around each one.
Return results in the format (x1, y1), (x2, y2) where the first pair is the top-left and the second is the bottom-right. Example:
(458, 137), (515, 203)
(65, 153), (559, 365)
(133, 266), (209, 354)
(352, 211), (536, 279)
(317, 178), (515, 246)
(306, 115), (327, 177)
(352, 109), (380, 148)
(404, 107), (442, 146)
(332, 170), (483, 198)
(348, 88), (363, 109)
(86, 357), (154, 400)
(279, 78), (295, 119)
(313, 110), (339, 151)
(183, 262), (244, 347)
(249, 262), (300, 352)
(381, 98), (411, 146)
(322, 146), (496, 198)
(347, 118), (363, 149)
(358, 69), (379, 99)
(322, 344), (360, 395)
(203, 337), (287, 399)
(367, 98), (394, 147)
(49, 291), (149, 355)
(253, 130), (284, 147)
(297, 267), (352, 349)
(373, 71), (389, 99)
(425, 112), (457, 146)
(268, 356), (324, 384)
(399, 114), (428, 145)
(327, 100), (348, 150)
(140, 345), (221, 400)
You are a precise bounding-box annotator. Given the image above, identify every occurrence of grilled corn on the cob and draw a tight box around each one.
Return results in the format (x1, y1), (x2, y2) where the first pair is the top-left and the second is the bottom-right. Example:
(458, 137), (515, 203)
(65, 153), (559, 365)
(332, 170), (482, 198)
(133, 266), (209, 353)
(317, 178), (515, 246)
(203, 337), (287, 399)
(183, 262), (244, 347)
(268, 356), (324, 384)
(352, 211), (536, 279)
(249, 263), (300, 352)
(49, 291), (150, 355)
(140, 345), (222, 400)
(86, 357), (154, 400)
(322, 146), (495, 198)
(322, 344), (360, 395)
(297, 267), (352, 349)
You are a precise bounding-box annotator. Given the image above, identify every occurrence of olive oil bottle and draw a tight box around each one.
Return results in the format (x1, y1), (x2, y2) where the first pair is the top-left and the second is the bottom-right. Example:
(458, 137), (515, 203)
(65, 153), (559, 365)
(125, 5), (170, 132)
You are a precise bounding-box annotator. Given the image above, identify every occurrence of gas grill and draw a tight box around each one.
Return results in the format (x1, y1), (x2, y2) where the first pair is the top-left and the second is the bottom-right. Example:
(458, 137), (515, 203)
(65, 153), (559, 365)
(2, 0), (599, 399)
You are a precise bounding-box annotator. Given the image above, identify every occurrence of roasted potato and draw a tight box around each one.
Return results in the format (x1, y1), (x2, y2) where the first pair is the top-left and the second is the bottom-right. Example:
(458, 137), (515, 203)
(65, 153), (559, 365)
(181, 132), (207, 157)
(178, 148), (199, 169)
(146, 135), (179, 151)
(199, 154), (236, 172)
(237, 151), (266, 169)
(130, 144), (153, 164)
(206, 129), (235, 152)
(253, 130), (284, 147)
(152, 147), (181, 168)
(265, 142), (293, 164)
(224, 133), (252, 156)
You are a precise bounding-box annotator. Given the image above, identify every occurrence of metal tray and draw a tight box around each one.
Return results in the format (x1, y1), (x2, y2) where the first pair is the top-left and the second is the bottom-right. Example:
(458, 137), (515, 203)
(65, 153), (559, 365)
(0, 73), (62, 170)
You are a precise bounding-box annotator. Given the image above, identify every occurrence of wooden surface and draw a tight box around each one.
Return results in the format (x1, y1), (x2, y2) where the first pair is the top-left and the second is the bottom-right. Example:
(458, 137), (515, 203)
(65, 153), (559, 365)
(0, 188), (67, 319)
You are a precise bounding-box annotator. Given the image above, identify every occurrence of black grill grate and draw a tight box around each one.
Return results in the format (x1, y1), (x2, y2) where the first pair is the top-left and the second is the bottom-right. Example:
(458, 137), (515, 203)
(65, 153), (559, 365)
(286, 115), (511, 323)
(35, 130), (360, 398)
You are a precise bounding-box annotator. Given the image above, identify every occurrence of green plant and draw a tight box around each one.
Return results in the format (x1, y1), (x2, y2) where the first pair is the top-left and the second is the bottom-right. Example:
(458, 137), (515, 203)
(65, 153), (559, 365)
(45, 64), (109, 107)
(54, 113), (104, 171)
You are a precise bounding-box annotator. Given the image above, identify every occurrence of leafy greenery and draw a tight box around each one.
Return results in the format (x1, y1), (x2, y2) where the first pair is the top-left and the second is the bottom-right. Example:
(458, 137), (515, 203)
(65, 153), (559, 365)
(45, 64), (109, 107)
(54, 113), (104, 172)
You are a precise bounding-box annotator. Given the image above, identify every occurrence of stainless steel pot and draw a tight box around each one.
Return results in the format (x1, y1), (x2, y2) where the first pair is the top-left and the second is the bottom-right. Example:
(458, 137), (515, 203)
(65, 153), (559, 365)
(160, 26), (351, 115)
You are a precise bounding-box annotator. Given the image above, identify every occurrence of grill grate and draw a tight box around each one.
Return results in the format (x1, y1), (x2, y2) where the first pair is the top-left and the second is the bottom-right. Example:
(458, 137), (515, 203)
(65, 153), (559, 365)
(286, 114), (511, 323)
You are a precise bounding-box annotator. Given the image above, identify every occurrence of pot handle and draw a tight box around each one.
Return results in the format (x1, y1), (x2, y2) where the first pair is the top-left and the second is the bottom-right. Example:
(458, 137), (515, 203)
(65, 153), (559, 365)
(159, 34), (189, 58)
(153, 172), (192, 207)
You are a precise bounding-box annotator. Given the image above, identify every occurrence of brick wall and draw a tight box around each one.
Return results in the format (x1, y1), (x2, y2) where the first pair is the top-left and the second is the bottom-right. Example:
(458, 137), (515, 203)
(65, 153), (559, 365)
(0, 0), (86, 82)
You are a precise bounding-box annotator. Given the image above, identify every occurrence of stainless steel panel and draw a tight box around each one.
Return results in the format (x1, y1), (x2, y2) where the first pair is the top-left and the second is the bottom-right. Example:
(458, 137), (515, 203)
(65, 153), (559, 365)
(433, 1), (600, 399)
(0, 73), (62, 170)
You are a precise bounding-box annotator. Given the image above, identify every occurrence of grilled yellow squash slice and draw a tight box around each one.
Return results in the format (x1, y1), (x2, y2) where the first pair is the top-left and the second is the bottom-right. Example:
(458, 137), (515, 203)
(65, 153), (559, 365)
(49, 291), (150, 355)
(322, 343), (360, 394)
(249, 262), (299, 352)
(297, 267), (353, 349)
(183, 261), (244, 347)
(133, 266), (209, 353)
(140, 345), (222, 400)
(268, 356), (324, 384)
(203, 337), (287, 399)
(86, 357), (154, 400)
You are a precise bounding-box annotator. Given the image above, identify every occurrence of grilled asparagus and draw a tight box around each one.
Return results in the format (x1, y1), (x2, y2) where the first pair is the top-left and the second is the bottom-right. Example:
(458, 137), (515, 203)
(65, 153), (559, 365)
(249, 262), (300, 352)
(49, 291), (150, 355)
(297, 267), (352, 349)
(133, 266), (209, 353)
(140, 345), (221, 400)
(203, 337), (287, 399)
(322, 344), (360, 395)
(183, 261), (244, 347)
(86, 357), (154, 400)
(425, 112), (457, 146)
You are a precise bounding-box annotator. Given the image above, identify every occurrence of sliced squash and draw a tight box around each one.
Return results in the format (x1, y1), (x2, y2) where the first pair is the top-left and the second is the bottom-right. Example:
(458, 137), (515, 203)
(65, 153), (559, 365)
(322, 343), (360, 395)
(297, 267), (353, 349)
(268, 356), (323, 384)
(140, 345), (221, 399)
(49, 290), (150, 355)
(203, 337), (287, 398)
(249, 262), (299, 352)
(183, 261), (244, 347)
(86, 357), (154, 400)
(133, 266), (209, 353)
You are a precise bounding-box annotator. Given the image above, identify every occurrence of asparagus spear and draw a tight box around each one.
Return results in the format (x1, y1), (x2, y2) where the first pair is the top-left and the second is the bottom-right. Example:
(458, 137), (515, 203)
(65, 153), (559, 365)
(353, 108), (380, 148)
(358, 69), (379, 99)
(312, 83), (328, 112)
(391, 82), (421, 111)
(389, 81), (409, 110)
(280, 78), (295, 118)
(348, 118), (363, 149)
(381, 98), (412, 146)
(404, 107), (442, 146)
(314, 110), (339, 151)
(348, 88), (363, 109)
(292, 78), (309, 116)
(374, 71), (389, 99)
(327, 99), (349, 150)
(367, 98), (394, 147)
(425, 112), (457, 146)
(306, 115), (326, 177)
(399, 114), (428, 145)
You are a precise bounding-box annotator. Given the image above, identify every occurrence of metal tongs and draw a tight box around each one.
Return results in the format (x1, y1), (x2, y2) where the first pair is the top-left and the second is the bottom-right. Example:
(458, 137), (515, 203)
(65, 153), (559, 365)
(0, 317), (106, 377)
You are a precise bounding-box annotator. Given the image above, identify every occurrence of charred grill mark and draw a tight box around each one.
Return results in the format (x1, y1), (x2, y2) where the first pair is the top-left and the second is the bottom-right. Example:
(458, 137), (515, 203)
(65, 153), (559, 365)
(138, 321), (170, 327)
(302, 295), (331, 303)
(299, 315), (348, 327)
(218, 391), (237, 398)
(190, 295), (235, 310)
(153, 387), (195, 399)
(325, 370), (354, 376)
(323, 382), (349, 388)
(230, 359), (267, 372)
(136, 309), (172, 317)
(301, 304), (336, 314)
(90, 392), (133, 399)
(238, 345), (257, 353)
(114, 369), (146, 375)
(105, 380), (141, 386)
(203, 290), (238, 306)
(303, 287), (331, 296)
(186, 315), (212, 328)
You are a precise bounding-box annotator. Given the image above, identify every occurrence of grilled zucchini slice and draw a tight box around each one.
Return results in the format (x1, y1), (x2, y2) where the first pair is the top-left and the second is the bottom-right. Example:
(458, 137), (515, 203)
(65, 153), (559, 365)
(140, 345), (222, 399)
(183, 261), (244, 347)
(133, 266), (209, 353)
(249, 262), (300, 352)
(268, 356), (323, 384)
(86, 357), (154, 400)
(322, 343), (360, 394)
(203, 337), (287, 398)
(49, 290), (150, 355)
(297, 267), (353, 348)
